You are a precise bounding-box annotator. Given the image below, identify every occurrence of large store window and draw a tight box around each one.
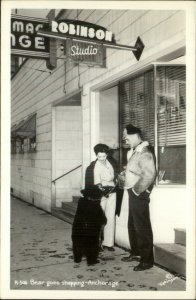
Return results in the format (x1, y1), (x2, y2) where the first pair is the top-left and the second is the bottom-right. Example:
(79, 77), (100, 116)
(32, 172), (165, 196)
(119, 65), (186, 185)
(119, 69), (155, 167)
(156, 66), (186, 184)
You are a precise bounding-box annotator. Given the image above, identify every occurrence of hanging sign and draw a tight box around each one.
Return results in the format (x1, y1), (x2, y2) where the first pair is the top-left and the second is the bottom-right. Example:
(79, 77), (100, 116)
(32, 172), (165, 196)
(39, 19), (114, 66)
(11, 14), (50, 58)
(38, 19), (145, 64)
(64, 39), (106, 67)
(11, 14), (145, 69)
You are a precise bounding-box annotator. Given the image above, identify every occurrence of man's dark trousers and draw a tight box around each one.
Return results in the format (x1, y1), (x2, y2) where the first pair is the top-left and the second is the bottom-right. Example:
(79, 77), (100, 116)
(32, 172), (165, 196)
(127, 189), (154, 264)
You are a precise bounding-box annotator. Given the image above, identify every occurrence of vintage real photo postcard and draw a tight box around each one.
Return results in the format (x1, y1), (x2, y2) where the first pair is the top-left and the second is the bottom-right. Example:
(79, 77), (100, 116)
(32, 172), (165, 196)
(1, 0), (196, 299)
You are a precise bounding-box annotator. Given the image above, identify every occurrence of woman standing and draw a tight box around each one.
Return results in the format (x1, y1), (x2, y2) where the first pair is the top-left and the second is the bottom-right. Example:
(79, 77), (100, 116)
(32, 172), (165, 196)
(85, 144), (119, 251)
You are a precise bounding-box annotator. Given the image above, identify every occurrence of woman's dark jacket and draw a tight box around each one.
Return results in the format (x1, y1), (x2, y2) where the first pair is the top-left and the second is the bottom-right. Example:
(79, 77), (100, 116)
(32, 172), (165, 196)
(84, 156), (124, 216)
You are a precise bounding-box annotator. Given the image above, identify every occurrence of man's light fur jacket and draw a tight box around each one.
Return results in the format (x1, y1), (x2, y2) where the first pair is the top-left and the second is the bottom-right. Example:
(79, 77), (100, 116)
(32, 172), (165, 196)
(125, 141), (156, 195)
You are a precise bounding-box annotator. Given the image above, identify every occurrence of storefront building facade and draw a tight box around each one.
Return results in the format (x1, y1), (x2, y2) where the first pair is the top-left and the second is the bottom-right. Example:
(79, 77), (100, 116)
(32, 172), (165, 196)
(11, 8), (186, 247)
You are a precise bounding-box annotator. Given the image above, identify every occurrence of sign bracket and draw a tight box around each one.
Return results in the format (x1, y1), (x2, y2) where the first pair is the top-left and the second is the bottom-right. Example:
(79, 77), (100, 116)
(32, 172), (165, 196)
(37, 30), (145, 61)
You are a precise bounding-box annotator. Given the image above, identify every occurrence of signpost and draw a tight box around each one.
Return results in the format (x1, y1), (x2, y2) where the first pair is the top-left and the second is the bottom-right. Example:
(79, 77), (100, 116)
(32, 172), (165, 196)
(38, 19), (145, 63)
(11, 14), (145, 69)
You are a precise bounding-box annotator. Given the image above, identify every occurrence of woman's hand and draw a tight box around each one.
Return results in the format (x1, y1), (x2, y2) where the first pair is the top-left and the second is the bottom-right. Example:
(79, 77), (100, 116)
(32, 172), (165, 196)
(96, 183), (105, 191)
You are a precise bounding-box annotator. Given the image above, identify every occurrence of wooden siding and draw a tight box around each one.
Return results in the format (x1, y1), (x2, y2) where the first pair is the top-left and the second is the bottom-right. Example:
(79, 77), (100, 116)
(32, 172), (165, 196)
(11, 9), (185, 210)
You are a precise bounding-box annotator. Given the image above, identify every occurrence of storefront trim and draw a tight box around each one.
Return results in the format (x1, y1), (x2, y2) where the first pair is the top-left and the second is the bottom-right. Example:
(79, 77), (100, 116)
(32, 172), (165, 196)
(87, 40), (185, 93)
(84, 42), (186, 187)
(52, 88), (82, 106)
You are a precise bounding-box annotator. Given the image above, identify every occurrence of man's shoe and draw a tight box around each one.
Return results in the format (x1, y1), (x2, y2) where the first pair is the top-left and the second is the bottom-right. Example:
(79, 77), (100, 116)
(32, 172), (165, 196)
(102, 246), (115, 251)
(121, 254), (140, 262)
(87, 259), (100, 266)
(133, 262), (153, 271)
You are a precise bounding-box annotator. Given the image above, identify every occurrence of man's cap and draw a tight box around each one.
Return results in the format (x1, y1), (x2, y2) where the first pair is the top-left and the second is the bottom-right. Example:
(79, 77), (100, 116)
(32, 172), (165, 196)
(125, 124), (141, 135)
(80, 185), (103, 200)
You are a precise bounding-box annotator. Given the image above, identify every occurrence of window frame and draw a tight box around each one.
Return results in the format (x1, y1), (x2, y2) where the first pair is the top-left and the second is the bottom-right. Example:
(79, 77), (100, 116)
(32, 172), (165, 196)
(119, 62), (186, 187)
(153, 62), (186, 187)
(11, 113), (37, 155)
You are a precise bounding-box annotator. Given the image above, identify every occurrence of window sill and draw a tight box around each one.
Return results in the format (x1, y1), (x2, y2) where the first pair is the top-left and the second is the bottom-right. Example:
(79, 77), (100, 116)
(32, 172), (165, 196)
(156, 184), (186, 188)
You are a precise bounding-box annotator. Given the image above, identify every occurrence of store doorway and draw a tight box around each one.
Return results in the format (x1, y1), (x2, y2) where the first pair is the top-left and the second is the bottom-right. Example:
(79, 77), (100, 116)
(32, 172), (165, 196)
(99, 85), (120, 163)
(52, 92), (82, 208)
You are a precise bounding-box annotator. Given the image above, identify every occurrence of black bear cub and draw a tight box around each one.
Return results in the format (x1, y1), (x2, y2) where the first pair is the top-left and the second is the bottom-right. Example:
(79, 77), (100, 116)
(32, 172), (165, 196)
(72, 185), (107, 266)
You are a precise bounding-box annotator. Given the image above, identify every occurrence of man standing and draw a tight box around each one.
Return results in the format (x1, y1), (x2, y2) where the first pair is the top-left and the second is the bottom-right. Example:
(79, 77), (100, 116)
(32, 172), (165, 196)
(121, 124), (156, 271)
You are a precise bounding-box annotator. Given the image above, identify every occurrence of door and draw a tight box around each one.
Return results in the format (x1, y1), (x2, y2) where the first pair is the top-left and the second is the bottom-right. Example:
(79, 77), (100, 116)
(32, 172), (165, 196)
(52, 95), (82, 208)
(99, 86), (120, 163)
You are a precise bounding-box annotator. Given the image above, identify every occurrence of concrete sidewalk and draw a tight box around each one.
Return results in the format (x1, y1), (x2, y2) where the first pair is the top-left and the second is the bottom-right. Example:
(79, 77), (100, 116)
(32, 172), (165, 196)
(11, 196), (186, 291)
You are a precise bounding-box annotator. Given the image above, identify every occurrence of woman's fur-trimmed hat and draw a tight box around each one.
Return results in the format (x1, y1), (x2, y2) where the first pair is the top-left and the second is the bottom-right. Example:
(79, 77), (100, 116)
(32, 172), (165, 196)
(94, 143), (110, 155)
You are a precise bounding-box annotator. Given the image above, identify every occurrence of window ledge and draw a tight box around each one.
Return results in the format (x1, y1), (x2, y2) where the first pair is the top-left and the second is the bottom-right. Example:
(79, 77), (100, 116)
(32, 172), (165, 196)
(155, 184), (186, 188)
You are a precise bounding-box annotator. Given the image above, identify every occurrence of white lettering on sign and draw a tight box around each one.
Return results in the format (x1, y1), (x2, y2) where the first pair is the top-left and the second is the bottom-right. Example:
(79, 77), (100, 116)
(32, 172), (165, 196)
(51, 20), (112, 42)
(12, 21), (44, 34)
(26, 23), (34, 34)
(69, 24), (76, 35)
(105, 31), (112, 41)
(88, 28), (95, 38)
(96, 29), (105, 40)
(11, 19), (48, 52)
(35, 37), (45, 49)
(35, 24), (43, 32)
(58, 22), (69, 34)
(11, 34), (46, 50)
(13, 21), (24, 32)
(71, 45), (98, 56)
(19, 35), (31, 48)
(80, 26), (88, 38)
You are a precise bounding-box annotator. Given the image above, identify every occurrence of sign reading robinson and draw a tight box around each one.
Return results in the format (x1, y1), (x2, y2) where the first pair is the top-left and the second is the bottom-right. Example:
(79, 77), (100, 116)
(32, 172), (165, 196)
(51, 20), (113, 43)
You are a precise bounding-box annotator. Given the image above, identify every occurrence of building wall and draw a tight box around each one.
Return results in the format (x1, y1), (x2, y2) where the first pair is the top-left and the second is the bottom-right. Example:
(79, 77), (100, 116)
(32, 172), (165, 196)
(11, 9), (186, 241)
(115, 187), (186, 246)
(59, 9), (185, 93)
(78, 9), (186, 244)
(11, 57), (64, 211)
(79, 9), (185, 169)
